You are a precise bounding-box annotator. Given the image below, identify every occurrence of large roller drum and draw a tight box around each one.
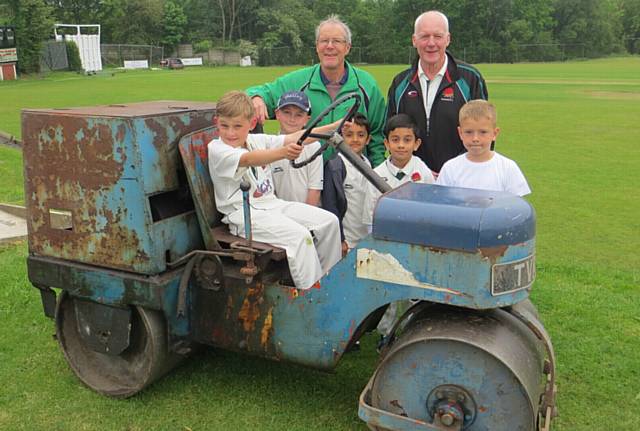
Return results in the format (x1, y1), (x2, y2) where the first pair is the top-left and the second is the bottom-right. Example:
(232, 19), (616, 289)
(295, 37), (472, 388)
(370, 303), (548, 430)
(55, 292), (184, 397)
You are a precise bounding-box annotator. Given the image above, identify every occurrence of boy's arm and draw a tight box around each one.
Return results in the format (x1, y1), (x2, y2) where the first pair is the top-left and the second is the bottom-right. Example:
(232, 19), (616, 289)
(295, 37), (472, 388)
(362, 182), (378, 227)
(239, 136), (302, 167)
(417, 160), (436, 184)
(305, 146), (324, 206)
(435, 163), (451, 186)
(283, 119), (342, 146)
(505, 161), (532, 196)
(305, 190), (321, 206)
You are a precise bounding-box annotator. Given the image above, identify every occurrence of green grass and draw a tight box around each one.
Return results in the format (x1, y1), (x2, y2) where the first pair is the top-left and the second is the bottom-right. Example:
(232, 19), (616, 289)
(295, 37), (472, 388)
(1, 58), (640, 430)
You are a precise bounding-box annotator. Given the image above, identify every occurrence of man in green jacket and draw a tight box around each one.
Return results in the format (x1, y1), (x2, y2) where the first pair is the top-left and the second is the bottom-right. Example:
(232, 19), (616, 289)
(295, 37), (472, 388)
(246, 15), (386, 167)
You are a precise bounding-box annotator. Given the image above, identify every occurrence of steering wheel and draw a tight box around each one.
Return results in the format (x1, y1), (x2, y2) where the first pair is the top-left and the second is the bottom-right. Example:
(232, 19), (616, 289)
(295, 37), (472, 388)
(291, 92), (361, 169)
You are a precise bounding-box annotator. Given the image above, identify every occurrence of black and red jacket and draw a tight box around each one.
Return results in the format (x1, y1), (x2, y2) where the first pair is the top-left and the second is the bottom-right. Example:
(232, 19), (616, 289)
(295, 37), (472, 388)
(386, 52), (488, 173)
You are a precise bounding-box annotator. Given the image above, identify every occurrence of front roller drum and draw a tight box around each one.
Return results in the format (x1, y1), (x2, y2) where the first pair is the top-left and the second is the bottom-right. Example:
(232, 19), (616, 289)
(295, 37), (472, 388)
(362, 304), (550, 431)
(55, 292), (183, 398)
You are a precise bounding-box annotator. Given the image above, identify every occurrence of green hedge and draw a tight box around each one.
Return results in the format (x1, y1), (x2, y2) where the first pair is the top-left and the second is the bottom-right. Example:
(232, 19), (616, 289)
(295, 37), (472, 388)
(65, 40), (82, 72)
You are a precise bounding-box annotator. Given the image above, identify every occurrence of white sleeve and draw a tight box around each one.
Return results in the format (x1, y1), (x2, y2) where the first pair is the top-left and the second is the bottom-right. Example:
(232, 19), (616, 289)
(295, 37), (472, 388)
(416, 159), (435, 184)
(436, 162), (453, 186)
(362, 182), (379, 226)
(262, 134), (286, 150)
(505, 160), (532, 196)
(306, 144), (324, 190)
(208, 140), (248, 181)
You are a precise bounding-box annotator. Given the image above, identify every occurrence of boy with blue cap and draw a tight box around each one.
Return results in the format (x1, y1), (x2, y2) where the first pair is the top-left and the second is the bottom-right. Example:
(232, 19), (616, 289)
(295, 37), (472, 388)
(271, 91), (324, 206)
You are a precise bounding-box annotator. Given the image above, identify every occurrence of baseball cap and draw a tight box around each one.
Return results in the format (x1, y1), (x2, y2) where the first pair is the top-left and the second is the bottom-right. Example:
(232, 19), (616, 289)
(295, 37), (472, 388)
(277, 91), (311, 113)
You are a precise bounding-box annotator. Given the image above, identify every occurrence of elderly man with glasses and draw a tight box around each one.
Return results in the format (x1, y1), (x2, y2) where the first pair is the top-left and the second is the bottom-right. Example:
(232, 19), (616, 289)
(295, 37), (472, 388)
(246, 15), (386, 167)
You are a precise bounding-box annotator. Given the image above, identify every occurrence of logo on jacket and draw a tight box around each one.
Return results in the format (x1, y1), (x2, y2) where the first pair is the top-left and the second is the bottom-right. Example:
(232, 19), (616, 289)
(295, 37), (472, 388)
(252, 179), (273, 198)
(272, 166), (284, 173)
(411, 172), (422, 182)
(407, 90), (419, 98)
(441, 87), (454, 102)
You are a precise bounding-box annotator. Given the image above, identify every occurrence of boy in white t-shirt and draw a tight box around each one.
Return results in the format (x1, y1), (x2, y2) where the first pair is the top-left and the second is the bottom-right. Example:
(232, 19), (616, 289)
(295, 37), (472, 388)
(322, 113), (372, 256)
(270, 91), (324, 206)
(362, 113), (435, 228)
(208, 91), (341, 289)
(436, 100), (531, 196)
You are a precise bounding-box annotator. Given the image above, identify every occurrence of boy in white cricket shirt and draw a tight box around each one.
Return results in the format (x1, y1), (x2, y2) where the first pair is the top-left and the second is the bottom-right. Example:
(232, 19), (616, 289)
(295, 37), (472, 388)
(362, 113), (435, 228)
(436, 100), (531, 196)
(208, 91), (341, 289)
(270, 91), (324, 206)
(361, 113), (435, 340)
(322, 113), (372, 256)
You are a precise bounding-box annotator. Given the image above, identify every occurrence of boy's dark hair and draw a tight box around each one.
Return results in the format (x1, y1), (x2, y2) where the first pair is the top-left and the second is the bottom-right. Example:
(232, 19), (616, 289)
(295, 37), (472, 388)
(384, 113), (419, 138)
(349, 112), (370, 135)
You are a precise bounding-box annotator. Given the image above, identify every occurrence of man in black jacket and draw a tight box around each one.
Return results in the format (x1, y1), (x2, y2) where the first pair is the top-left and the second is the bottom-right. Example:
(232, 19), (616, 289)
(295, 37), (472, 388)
(386, 10), (488, 175)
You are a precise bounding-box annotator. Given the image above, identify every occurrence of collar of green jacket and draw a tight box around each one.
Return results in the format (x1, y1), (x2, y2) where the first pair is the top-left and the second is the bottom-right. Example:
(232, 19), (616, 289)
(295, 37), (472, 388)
(307, 61), (360, 93)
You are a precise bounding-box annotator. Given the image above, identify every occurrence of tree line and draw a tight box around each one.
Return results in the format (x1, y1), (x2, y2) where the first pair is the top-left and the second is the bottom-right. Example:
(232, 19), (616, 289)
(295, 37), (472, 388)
(1, 0), (639, 73)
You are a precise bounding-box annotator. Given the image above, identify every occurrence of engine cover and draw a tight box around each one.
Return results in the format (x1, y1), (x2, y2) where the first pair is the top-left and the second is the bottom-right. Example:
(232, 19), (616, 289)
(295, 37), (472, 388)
(373, 182), (535, 252)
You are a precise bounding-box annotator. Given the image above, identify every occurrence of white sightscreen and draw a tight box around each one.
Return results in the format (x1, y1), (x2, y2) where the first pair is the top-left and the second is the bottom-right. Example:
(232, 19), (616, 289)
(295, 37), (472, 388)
(54, 24), (102, 72)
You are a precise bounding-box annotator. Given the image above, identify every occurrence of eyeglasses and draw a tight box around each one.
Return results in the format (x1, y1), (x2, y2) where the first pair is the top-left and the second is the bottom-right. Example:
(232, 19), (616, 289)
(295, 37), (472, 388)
(317, 38), (348, 47)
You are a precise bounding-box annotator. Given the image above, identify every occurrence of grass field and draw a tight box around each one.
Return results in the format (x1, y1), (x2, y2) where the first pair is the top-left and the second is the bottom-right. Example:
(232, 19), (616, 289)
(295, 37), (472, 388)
(1, 57), (639, 430)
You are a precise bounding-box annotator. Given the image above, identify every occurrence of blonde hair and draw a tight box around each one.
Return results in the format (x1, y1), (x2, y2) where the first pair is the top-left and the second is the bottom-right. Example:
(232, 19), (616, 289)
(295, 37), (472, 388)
(216, 91), (255, 120)
(459, 100), (497, 127)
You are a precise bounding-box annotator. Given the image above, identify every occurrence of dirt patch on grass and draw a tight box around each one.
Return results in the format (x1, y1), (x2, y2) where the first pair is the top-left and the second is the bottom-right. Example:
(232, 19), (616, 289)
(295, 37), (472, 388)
(0, 130), (22, 149)
(487, 79), (640, 86)
(583, 90), (640, 100)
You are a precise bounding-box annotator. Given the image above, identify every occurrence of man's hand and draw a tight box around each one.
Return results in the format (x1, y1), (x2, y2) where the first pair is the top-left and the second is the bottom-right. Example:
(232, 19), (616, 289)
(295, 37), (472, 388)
(283, 141), (303, 160)
(251, 96), (269, 124)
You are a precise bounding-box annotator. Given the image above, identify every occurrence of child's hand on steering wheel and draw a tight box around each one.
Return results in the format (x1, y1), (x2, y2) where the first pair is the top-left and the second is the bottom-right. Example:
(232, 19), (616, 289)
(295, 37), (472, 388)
(283, 140), (304, 160)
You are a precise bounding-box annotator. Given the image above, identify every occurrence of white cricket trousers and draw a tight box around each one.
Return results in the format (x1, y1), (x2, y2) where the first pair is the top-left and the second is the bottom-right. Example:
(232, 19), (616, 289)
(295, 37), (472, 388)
(227, 201), (341, 289)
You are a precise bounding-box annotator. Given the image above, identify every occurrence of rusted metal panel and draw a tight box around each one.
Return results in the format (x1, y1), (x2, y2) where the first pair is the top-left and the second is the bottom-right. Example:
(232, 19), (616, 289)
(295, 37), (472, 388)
(187, 236), (533, 370)
(24, 101), (217, 118)
(22, 101), (215, 274)
(27, 255), (173, 310)
(178, 127), (221, 250)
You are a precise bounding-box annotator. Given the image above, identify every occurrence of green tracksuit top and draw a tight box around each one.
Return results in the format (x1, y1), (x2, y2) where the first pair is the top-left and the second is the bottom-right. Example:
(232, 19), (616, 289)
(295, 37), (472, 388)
(246, 62), (386, 167)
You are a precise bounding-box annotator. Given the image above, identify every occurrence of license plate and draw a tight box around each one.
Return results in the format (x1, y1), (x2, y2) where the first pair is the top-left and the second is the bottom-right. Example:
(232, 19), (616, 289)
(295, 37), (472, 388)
(491, 254), (536, 296)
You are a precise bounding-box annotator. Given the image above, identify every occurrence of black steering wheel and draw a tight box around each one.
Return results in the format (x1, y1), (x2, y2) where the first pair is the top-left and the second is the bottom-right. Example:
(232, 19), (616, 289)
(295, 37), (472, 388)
(291, 92), (361, 169)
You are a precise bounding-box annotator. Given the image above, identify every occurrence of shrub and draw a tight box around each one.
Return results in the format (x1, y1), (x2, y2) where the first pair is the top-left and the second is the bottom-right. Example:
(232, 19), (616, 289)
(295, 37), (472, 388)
(193, 40), (212, 53)
(65, 41), (82, 72)
(237, 39), (257, 59)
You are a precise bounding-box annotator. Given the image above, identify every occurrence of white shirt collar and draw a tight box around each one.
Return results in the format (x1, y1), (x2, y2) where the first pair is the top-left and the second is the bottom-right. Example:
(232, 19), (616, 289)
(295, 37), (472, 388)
(385, 157), (412, 177)
(418, 56), (448, 81)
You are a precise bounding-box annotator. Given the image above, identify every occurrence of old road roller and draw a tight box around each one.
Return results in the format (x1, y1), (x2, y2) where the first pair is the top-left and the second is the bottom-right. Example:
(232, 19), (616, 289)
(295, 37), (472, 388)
(22, 94), (557, 430)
